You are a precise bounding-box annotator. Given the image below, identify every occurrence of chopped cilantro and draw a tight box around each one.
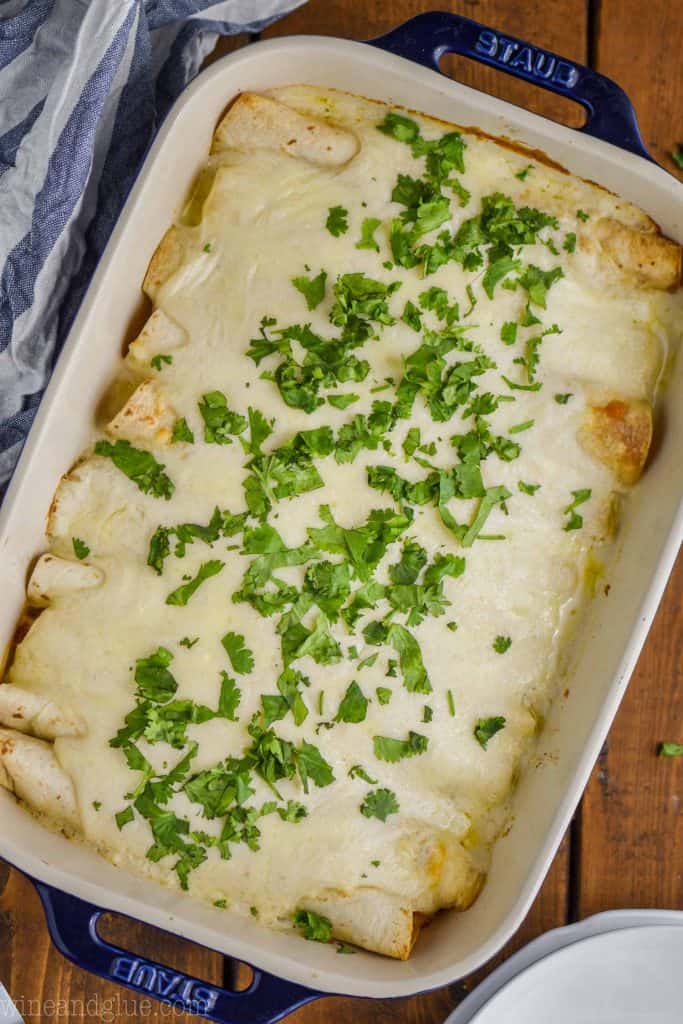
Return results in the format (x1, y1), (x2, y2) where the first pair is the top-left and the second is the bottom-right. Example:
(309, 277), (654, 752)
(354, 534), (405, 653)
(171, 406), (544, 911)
(373, 731), (428, 762)
(447, 689), (455, 716)
(179, 636), (199, 649)
(294, 909), (333, 942)
(115, 807), (134, 830)
(500, 321), (518, 345)
(376, 686), (392, 705)
(292, 270), (327, 310)
(360, 788), (399, 822)
(326, 206), (349, 237)
(576, 209), (590, 221)
(518, 481), (540, 495)
(222, 632), (255, 674)
(94, 440), (174, 500)
(563, 488), (591, 531)
(555, 392), (573, 404)
(348, 764), (378, 784)
(515, 164), (534, 180)
(72, 537), (89, 560)
(199, 391), (247, 444)
(563, 232), (577, 253)
(356, 217), (382, 252)
(92, 800), (102, 811)
(474, 716), (506, 749)
(493, 635), (512, 654)
(171, 417), (194, 443)
(401, 300), (422, 331)
(335, 681), (369, 724)
(336, 943), (357, 954)
(327, 393), (360, 409)
(509, 419), (535, 434)
(658, 742), (683, 757)
(447, 621), (458, 632)
(422, 704), (433, 723)
(166, 559), (224, 606)
(150, 353), (172, 370)
(214, 899), (227, 909)
(518, 264), (563, 308)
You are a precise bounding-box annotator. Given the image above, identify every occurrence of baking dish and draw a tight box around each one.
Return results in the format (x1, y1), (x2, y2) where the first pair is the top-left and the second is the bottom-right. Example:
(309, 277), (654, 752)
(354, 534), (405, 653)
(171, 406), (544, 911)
(1, 10), (681, 1021)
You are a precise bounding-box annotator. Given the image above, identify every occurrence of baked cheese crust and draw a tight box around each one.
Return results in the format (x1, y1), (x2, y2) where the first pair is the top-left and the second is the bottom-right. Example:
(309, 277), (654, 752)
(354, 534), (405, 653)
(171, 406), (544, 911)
(3, 85), (682, 959)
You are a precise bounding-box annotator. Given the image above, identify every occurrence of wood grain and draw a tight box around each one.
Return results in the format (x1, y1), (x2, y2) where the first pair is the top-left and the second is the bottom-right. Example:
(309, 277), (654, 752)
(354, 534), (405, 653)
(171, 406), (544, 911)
(576, 550), (683, 915)
(595, 0), (683, 174)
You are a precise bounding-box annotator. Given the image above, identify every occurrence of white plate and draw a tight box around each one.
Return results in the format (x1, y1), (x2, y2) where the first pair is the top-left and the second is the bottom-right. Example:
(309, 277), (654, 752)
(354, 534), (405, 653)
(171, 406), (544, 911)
(449, 911), (683, 1023)
(470, 925), (683, 1022)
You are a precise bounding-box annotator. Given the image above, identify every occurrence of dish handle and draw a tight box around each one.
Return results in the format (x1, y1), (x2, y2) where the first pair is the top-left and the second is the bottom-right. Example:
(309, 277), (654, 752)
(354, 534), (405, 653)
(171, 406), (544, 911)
(35, 882), (321, 1024)
(368, 11), (652, 161)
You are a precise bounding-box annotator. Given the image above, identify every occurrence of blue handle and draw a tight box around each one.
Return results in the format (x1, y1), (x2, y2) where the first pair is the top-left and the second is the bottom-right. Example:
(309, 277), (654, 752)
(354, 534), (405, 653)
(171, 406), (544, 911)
(35, 882), (321, 1023)
(368, 11), (652, 162)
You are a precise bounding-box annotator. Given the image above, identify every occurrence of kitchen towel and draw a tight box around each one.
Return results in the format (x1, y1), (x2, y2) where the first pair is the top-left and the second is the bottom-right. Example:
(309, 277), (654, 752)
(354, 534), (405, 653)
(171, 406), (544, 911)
(0, 0), (305, 497)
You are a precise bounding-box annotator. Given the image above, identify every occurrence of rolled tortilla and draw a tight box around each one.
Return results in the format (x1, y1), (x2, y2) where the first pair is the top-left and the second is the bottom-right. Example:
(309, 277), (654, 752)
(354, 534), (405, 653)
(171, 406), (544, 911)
(105, 379), (176, 446)
(212, 92), (359, 167)
(27, 554), (104, 608)
(301, 887), (420, 960)
(0, 728), (80, 830)
(143, 226), (192, 302)
(126, 308), (188, 370)
(592, 217), (681, 291)
(0, 684), (85, 740)
(579, 398), (653, 485)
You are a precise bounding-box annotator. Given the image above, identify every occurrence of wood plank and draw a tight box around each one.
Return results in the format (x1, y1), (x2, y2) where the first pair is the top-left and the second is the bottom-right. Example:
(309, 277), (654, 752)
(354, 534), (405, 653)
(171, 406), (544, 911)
(576, 551), (683, 915)
(594, 0), (683, 174)
(263, 0), (588, 127)
(0, 866), (224, 1024)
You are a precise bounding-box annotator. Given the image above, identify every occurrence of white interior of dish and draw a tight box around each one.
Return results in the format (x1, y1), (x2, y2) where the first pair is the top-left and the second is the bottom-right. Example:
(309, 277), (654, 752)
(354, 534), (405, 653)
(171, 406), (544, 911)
(0, 36), (681, 999)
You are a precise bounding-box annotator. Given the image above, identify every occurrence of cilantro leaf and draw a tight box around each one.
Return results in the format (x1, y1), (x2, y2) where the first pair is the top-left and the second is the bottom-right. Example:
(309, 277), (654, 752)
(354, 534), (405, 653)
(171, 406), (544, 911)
(199, 392), (247, 444)
(518, 481), (540, 495)
(217, 672), (241, 720)
(474, 716), (506, 749)
(493, 635), (512, 654)
(500, 321), (518, 345)
(296, 740), (335, 793)
(389, 538), (427, 585)
(376, 687), (392, 705)
(518, 264), (563, 308)
(658, 742), (683, 757)
(356, 217), (382, 252)
(293, 909), (333, 942)
(360, 788), (399, 822)
(134, 647), (177, 703)
(292, 270), (327, 310)
(373, 731), (428, 762)
(171, 417), (195, 444)
(563, 232), (577, 253)
(150, 353), (172, 371)
(222, 632), (255, 674)
(166, 559), (224, 606)
(348, 764), (378, 784)
(563, 488), (591, 532)
(94, 440), (174, 500)
(483, 255), (521, 298)
(326, 206), (348, 237)
(377, 111), (421, 144)
(555, 392), (573, 404)
(72, 537), (89, 560)
(335, 681), (369, 724)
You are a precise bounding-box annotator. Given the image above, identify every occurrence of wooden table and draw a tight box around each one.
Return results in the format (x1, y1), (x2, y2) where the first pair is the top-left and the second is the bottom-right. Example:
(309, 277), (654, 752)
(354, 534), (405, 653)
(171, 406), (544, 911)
(1, 2), (681, 1020)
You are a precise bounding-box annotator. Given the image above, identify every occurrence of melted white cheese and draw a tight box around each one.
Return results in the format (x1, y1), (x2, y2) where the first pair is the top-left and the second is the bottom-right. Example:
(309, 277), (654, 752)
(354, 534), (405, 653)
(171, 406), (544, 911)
(8, 86), (683, 938)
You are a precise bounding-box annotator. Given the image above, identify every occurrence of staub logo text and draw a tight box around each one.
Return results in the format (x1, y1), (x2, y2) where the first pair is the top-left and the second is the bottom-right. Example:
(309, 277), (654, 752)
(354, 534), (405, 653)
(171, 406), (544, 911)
(475, 29), (579, 89)
(111, 956), (220, 1014)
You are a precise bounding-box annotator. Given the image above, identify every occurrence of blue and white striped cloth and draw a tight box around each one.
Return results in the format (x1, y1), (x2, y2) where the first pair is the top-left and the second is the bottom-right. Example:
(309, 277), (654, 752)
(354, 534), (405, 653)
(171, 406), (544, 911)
(0, 0), (304, 498)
